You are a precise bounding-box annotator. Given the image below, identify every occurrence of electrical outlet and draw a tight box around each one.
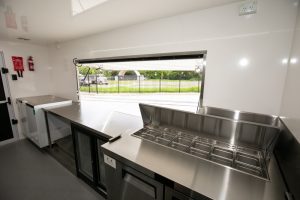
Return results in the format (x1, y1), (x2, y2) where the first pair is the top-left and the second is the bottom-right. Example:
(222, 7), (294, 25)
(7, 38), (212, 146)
(104, 154), (116, 169)
(239, 1), (257, 16)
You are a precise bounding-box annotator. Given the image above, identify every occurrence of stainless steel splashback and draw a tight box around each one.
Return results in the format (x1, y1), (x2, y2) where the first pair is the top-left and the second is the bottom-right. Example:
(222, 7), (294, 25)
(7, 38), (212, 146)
(139, 104), (280, 152)
(198, 106), (279, 127)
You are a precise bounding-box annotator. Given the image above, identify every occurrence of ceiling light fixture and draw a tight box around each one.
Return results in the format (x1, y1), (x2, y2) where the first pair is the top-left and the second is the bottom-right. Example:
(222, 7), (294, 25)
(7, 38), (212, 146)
(290, 58), (298, 64)
(281, 58), (289, 65)
(239, 58), (249, 68)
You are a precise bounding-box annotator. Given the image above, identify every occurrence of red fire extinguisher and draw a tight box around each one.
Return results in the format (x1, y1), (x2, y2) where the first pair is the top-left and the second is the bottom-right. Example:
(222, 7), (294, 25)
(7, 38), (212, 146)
(28, 56), (34, 71)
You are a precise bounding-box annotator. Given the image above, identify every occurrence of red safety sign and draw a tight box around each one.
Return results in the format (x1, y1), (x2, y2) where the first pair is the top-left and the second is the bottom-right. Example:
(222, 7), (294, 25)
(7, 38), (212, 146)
(12, 56), (24, 77)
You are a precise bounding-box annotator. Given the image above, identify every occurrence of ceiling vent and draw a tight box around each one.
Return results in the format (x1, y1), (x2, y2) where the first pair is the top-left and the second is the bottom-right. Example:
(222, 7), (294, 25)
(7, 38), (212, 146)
(17, 37), (30, 41)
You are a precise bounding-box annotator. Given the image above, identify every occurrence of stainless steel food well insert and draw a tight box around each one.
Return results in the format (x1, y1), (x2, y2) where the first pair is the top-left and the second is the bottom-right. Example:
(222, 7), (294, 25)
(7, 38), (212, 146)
(135, 104), (281, 180)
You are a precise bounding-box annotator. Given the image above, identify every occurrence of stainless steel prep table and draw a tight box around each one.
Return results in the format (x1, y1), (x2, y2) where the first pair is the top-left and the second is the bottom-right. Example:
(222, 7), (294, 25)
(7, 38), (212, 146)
(44, 102), (287, 200)
(44, 101), (143, 139)
(44, 101), (144, 197)
(102, 130), (287, 200)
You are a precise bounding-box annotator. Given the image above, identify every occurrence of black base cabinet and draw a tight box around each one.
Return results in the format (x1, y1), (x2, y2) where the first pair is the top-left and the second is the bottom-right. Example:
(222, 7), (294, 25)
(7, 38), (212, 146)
(167, 184), (212, 200)
(165, 186), (197, 200)
(103, 151), (210, 200)
(71, 123), (209, 200)
(72, 123), (108, 197)
(165, 186), (192, 200)
(121, 167), (164, 200)
(104, 156), (164, 200)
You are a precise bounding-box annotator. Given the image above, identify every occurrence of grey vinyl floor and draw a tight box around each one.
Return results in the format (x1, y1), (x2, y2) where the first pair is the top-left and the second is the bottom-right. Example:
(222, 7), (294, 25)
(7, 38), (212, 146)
(0, 139), (104, 200)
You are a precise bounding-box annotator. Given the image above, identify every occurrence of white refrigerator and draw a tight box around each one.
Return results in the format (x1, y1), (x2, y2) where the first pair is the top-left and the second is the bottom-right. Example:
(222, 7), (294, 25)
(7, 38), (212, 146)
(17, 95), (72, 148)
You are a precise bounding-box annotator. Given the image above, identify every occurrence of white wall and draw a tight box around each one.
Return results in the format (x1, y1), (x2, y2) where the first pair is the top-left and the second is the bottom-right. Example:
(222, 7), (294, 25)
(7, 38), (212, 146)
(0, 40), (53, 138)
(280, 4), (300, 142)
(50, 0), (298, 115)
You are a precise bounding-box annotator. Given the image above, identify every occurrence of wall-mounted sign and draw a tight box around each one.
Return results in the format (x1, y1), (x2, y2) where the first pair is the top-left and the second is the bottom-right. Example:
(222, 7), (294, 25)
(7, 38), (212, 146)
(20, 16), (28, 32)
(5, 6), (17, 29)
(12, 56), (24, 77)
(0, 0), (5, 8)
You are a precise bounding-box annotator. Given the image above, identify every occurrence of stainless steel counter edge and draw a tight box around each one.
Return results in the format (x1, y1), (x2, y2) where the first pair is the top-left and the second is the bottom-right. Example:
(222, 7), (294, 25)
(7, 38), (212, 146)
(16, 95), (72, 107)
(102, 132), (287, 200)
(45, 110), (111, 139)
(44, 103), (143, 139)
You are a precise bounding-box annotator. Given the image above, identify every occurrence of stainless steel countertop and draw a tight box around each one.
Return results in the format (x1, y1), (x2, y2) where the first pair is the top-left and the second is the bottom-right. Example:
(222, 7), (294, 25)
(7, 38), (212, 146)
(17, 95), (71, 107)
(102, 132), (287, 200)
(44, 101), (143, 139)
(45, 101), (286, 199)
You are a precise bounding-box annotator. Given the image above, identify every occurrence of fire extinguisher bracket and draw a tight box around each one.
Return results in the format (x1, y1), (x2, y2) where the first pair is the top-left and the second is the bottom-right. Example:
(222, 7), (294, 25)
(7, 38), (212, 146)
(11, 74), (18, 80)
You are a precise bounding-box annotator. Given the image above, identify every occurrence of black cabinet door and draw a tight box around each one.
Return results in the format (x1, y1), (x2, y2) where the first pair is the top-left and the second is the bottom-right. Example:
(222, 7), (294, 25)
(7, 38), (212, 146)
(165, 186), (212, 200)
(97, 139), (107, 189)
(121, 166), (164, 200)
(165, 186), (196, 200)
(72, 123), (108, 196)
(73, 129), (94, 181)
(0, 68), (13, 142)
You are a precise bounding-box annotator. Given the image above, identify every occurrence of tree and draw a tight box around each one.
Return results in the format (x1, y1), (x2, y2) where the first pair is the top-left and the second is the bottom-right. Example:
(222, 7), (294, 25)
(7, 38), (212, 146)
(78, 66), (101, 75)
(139, 70), (200, 80)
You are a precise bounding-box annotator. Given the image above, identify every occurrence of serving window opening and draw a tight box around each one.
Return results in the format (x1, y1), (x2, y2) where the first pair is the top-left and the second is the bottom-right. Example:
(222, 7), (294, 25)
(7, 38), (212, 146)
(75, 52), (206, 112)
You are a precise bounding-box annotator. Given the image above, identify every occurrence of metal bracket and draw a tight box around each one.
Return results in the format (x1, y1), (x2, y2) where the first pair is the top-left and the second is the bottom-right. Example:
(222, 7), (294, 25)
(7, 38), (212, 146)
(1, 67), (9, 74)
(11, 119), (18, 125)
(73, 58), (78, 65)
(7, 97), (11, 105)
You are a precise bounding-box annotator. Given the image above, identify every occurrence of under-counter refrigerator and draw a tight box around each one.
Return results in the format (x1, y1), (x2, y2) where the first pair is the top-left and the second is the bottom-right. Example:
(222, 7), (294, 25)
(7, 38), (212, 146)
(17, 95), (72, 148)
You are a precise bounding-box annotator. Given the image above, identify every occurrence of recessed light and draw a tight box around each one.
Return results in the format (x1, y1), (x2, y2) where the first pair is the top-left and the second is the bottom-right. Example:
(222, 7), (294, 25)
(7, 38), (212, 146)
(290, 58), (298, 64)
(281, 58), (289, 65)
(239, 58), (249, 68)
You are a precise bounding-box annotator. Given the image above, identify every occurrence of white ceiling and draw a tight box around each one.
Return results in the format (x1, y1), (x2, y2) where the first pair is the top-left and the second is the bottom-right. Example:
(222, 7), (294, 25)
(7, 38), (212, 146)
(0, 0), (239, 44)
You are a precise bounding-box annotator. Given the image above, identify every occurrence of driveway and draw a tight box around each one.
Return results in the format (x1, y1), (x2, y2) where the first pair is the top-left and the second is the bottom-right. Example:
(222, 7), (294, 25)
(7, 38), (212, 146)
(80, 93), (200, 113)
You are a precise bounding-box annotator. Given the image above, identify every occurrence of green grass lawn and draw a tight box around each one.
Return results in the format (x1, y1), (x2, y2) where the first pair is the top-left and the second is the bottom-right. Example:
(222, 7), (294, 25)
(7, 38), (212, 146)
(80, 79), (201, 93)
(106, 79), (200, 85)
(80, 86), (200, 93)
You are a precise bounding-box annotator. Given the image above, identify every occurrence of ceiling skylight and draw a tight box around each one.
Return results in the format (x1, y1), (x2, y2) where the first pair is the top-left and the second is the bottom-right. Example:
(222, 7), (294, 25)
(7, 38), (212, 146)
(72, 0), (109, 16)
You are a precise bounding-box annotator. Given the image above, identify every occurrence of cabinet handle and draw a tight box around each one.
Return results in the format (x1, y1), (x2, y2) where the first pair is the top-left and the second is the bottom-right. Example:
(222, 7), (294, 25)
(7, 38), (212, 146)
(109, 134), (121, 143)
(0, 100), (8, 104)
